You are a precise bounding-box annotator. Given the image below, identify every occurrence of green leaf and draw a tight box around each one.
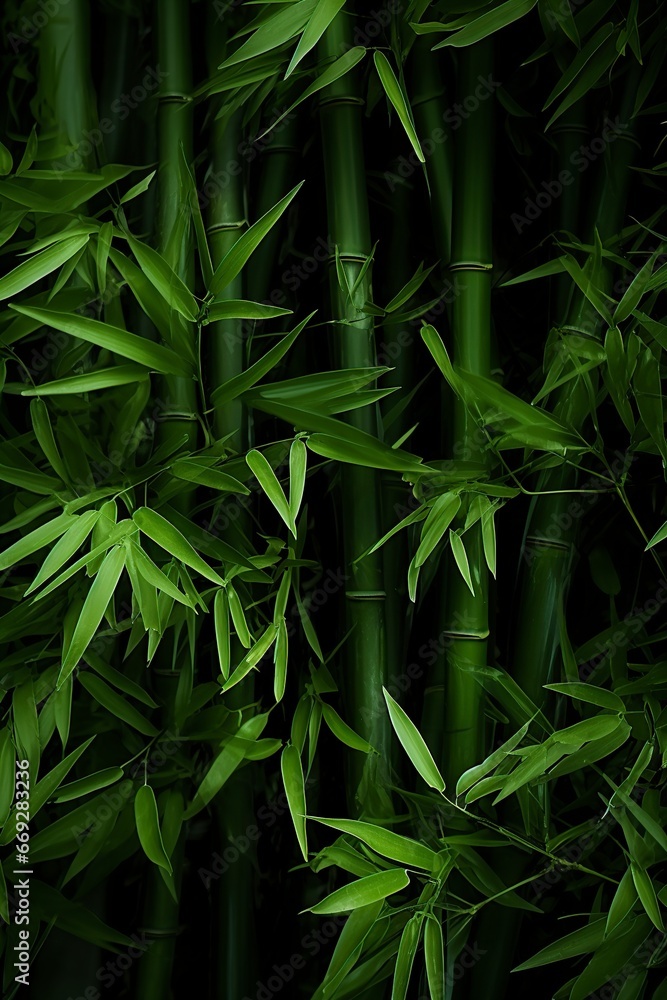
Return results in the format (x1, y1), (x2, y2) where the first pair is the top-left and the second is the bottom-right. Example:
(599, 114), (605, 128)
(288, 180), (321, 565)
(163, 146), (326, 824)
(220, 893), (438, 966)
(10, 305), (192, 376)
(246, 449), (296, 536)
(0, 141), (12, 175)
(214, 588), (231, 680)
(220, 623), (279, 692)
(645, 519), (667, 550)
(204, 299), (292, 323)
(392, 913), (423, 1000)
(512, 917), (606, 971)
(78, 673), (158, 736)
(211, 313), (311, 407)
(128, 541), (194, 608)
(53, 767), (126, 803)
(22, 365), (151, 396)
(126, 232), (199, 322)
(119, 170), (156, 205)
(285, 0), (347, 77)
(383, 687), (446, 791)
(0, 234), (89, 301)
(58, 545), (127, 686)
(543, 682), (625, 713)
(210, 182), (304, 296)
(321, 703), (374, 754)
(631, 864), (664, 931)
(133, 507), (224, 586)
(26, 510), (100, 595)
(219, 0), (318, 69)
(424, 913), (445, 1000)
(449, 530), (475, 596)
(434, 0), (538, 48)
(457, 721), (530, 798)
(281, 744), (308, 861)
(373, 52), (424, 164)
(311, 817), (439, 870)
(308, 868), (410, 915)
(135, 785), (173, 874)
(289, 437), (307, 523)
(186, 714), (268, 817)
(415, 493), (461, 568)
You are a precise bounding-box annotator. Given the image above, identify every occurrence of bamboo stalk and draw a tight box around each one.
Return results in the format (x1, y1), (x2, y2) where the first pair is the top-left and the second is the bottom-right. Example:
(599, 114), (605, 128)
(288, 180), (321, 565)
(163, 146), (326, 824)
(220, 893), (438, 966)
(203, 17), (261, 996)
(423, 41), (494, 788)
(318, 13), (392, 816)
(135, 4), (196, 995)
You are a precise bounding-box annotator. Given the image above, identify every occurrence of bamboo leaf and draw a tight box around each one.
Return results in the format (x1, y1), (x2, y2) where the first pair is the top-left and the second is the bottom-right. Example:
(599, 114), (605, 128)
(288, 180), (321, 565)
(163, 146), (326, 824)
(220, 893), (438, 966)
(311, 817), (439, 870)
(58, 545), (126, 686)
(424, 913), (445, 1000)
(383, 688), (446, 791)
(0, 234), (89, 301)
(133, 507), (224, 586)
(78, 674), (158, 737)
(373, 52), (424, 164)
(246, 449), (296, 536)
(308, 868), (410, 914)
(10, 305), (192, 376)
(135, 785), (173, 874)
(321, 704), (374, 754)
(285, 0), (347, 78)
(631, 863), (664, 931)
(209, 182), (304, 295)
(449, 530), (475, 595)
(434, 0), (538, 48)
(281, 744), (308, 861)
(22, 365), (151, 396)
(392, 913), (423, 1000)
(126, 232), (199, 322)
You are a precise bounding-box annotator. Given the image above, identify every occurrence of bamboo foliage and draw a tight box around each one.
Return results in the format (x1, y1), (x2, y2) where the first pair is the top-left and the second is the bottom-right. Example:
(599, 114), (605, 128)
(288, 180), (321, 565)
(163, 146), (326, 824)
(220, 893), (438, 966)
(0, 2), (666, 999)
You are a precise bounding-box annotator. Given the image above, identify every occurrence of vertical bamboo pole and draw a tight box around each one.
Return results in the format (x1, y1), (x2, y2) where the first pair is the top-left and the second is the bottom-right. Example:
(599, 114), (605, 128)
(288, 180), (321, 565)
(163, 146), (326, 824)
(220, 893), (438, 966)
(423, 41), (494, 787)
(135, 4), (195, 996)
(318, 13), (391, 815)
(204, 17), (259, 996)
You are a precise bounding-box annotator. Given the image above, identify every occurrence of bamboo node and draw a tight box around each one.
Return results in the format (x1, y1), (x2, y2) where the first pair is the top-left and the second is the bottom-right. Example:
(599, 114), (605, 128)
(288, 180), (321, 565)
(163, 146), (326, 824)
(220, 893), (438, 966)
(345, 590), (386, 601)
(448, 261), (493, 272)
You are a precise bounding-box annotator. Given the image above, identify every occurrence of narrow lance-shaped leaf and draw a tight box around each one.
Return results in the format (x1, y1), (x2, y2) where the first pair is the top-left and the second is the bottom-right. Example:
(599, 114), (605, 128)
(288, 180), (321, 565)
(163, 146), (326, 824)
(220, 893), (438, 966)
(383, 687), (446, 791)
(247, 449), (296, 536)
(433, 0), (538, 48)
(424, 913), (445, 1000)
(135, 785), (173, 874)
(209, 182), (305, 296)
(289, 437), (307, 523)
(133, 507), (224, 586)
(59, 545), (127, 687)
(285, 0), (347, 78)
(311, 817), (439, 870)
(281, 744), (308, 861)
(307, 868), (411, 915)
(126, 232), (199, 322)
(11, 305), (192, 376)
(0, 234), (89, 301)
(373, 52), (425, 164)
(392, 913), (423, 1000)
(77, 673), (159, 738)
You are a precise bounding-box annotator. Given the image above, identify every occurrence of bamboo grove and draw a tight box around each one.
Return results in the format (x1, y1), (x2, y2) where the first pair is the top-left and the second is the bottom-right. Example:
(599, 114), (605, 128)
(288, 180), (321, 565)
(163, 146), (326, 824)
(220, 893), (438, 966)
(1, 0), (667, 997)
